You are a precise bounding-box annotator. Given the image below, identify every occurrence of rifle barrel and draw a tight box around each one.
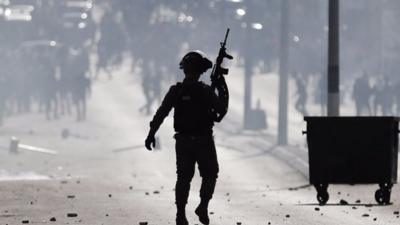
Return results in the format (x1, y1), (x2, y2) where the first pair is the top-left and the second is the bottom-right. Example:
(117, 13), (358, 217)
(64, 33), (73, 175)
(223, 28), (230, 46)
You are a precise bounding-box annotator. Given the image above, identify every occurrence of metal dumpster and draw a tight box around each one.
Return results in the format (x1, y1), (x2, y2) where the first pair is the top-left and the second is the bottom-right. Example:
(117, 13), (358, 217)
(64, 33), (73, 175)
(304, 116), (399, 205)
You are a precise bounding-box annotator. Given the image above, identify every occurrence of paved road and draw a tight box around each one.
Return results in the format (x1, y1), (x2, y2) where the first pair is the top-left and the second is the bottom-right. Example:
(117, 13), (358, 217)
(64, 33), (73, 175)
(0, 70), (399, 225)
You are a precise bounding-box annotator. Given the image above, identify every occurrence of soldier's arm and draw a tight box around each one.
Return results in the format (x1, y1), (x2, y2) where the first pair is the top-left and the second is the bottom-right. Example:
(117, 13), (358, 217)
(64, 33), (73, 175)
(147, 85), (177, 136)
(206, 77), (229, 121)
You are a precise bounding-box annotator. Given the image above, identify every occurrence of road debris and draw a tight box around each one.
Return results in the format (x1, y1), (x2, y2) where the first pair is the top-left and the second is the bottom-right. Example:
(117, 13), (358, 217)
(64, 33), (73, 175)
(67, 213), (78, 217)
(10, 137), (58, 155)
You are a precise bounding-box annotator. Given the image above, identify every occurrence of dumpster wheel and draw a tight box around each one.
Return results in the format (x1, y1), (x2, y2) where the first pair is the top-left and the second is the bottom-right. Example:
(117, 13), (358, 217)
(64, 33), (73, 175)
(375, 183), (392, 205)
(315, 184), (329, 205)
(317, 191), (329, 205)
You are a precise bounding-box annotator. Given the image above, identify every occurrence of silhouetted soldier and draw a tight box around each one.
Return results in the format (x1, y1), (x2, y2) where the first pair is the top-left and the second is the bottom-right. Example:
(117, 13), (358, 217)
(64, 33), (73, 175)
(145, 51), (228, 225)
(352, 72), (371, 116)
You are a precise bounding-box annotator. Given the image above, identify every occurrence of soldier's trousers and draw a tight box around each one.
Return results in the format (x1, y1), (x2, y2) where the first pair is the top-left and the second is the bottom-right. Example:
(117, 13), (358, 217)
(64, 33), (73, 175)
(174, 133), (219, 206)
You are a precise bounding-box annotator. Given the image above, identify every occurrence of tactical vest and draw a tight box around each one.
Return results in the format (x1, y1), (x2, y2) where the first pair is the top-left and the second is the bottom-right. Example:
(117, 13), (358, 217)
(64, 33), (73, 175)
(173, 82), (214, 135)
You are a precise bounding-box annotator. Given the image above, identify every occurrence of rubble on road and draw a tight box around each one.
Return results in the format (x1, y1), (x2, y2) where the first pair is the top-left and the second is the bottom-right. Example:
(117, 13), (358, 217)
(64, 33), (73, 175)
(67, 213), (78, 217)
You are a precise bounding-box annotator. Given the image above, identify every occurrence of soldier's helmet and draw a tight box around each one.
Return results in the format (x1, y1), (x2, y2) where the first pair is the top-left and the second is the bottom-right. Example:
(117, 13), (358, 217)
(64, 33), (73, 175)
(179, 50), (212, 75)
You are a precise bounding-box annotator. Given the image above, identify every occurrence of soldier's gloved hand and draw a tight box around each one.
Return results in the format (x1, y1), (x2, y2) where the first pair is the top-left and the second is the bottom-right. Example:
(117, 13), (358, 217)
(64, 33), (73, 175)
(214, 76), (226, 87)
(145, 135), (156, 151)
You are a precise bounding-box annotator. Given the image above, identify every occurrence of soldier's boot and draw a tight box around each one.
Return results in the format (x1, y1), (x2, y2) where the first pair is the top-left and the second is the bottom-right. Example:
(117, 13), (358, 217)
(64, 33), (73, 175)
(176, 204), (188, 225)
(195, 200), (210, 225)
(176, 214), (188, 225)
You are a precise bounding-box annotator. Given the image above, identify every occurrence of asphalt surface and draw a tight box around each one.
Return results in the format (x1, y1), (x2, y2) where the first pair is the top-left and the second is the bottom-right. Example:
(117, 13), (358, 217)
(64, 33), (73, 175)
(0, 68), (399, 225)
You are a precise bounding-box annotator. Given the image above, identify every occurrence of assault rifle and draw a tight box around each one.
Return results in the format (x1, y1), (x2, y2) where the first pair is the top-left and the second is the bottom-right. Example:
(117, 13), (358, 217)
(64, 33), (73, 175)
(210, 28), (233, 90)
(210, 28), (233, 122)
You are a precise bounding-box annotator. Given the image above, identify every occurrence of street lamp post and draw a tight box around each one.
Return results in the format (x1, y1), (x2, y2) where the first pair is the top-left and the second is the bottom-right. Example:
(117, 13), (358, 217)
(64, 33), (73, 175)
(278, 0), (290, 145)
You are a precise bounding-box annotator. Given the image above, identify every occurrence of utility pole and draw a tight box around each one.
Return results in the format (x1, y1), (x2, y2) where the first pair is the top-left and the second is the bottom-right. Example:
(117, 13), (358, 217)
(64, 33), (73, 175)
(278, 0), (290, 145)
(243, 1), (254, 129)
(327, 0), (340, 116)
(243, 37), (253, 129)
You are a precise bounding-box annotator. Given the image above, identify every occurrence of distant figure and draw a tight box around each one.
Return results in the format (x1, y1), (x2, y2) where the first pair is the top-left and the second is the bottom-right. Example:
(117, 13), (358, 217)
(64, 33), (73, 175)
(381, 77), (395, 115)
(372, 76), (394, 116)
(69, 46), (91, 121)
(352, 72), (371, 116)
(314, 73), (327, 116)
(293, 72), (308, 116)
(145, 51), (229, 225)
(96, 10), (126, 79)
(139, 61), (159, 115)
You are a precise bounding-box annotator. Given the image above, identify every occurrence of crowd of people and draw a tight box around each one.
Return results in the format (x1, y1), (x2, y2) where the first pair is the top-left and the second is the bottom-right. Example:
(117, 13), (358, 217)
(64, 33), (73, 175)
(291, 72), (400, 117)
(0, 0), (94, 125)
(0, 41), (91, 125)
(352, 73), (400, 116)
(2, 0), (400, 127)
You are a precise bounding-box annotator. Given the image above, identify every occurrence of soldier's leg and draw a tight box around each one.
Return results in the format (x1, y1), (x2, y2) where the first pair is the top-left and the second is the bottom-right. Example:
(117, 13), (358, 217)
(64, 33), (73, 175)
(198, 137), (219, 201)
(196, 136), (219, 224)
(174, 135), (195, 219)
